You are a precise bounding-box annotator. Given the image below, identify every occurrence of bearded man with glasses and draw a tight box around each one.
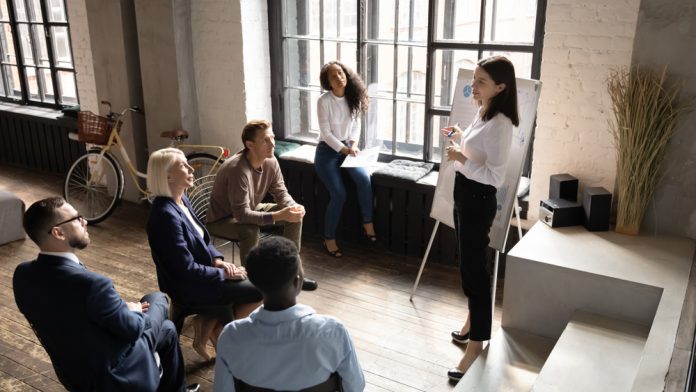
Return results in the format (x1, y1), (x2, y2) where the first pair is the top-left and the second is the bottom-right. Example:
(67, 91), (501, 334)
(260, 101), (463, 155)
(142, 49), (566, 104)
(13, 197), (200, 392)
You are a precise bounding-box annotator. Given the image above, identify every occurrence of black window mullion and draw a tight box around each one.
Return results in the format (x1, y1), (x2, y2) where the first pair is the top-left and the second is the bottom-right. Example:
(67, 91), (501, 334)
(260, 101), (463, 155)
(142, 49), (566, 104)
(478, 0), (486, 59)
(40, 0), (62, 104)
(405, 0), (414, 147)
(390, 0), (399, 155)
(357, 0), (365, 148)
(423, 0), (438, 161)
(531, 0), (547, 80)
(267, 0), (284, 135)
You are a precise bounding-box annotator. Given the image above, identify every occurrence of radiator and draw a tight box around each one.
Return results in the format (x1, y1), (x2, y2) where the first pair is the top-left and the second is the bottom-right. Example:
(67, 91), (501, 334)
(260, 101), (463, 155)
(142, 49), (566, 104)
(0, 109), (83, 174)
(278, 159), (458, 266)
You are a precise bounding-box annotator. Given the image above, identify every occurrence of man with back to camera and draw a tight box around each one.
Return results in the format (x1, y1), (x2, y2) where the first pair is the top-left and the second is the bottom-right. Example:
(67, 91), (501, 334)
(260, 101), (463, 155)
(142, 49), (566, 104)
(207, 119), (318, 291)
(13, 197), (199, 392)
(213, 237), (365, 391)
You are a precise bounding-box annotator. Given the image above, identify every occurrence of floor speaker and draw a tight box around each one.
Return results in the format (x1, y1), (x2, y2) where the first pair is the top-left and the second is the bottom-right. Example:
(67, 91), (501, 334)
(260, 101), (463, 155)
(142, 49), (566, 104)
(583, 187), (612, 231)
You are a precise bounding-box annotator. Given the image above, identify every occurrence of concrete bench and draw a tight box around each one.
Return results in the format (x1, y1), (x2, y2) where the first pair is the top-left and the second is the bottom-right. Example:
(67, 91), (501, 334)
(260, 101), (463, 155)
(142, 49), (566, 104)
(0, 191), (25, 245)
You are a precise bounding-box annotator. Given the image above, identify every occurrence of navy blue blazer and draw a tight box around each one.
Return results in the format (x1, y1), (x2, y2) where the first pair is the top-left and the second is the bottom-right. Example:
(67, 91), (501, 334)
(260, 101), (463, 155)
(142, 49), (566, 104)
(147, 196), (225, 304)
(13, 254), (160, 391)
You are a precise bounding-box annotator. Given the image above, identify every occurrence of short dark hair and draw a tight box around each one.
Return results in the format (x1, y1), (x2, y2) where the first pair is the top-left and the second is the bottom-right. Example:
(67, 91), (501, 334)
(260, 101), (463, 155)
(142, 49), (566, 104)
(241, 120), (272, 151)
(246, 237), (300, 293)
(478, 56), (520, 126)
(24, 197), (66, 246)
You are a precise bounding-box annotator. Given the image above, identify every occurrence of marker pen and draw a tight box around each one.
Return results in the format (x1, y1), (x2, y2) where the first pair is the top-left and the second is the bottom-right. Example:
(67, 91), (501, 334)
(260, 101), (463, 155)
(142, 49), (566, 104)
(446, 122), (460, 138)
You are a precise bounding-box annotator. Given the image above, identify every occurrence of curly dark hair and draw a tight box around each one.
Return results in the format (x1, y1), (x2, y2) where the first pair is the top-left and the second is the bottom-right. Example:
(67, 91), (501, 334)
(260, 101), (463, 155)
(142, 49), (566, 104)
(319, 61), (368, 118)
(477, 56), (520, 126)
(246, 237), (300, 293)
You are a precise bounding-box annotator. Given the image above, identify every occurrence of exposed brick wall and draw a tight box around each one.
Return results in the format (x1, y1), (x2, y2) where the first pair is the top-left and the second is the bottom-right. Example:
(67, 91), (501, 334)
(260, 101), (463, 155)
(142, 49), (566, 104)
(66, 0), (98, 112)
(191, 0), (247, 153)
(529, 0), (640, 220)
(240, 0), (272, 122)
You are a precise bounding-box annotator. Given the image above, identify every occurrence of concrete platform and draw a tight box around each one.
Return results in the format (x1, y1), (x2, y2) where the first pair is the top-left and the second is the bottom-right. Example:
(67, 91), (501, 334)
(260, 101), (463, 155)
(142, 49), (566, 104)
(532, 311), (650, 392)
(453, 327), (555, 392)
(502, 223), (694, 392)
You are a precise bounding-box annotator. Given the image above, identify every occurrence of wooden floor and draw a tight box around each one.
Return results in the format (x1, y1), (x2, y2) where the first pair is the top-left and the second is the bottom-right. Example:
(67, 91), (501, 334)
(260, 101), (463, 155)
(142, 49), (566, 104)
(0, 165), (504, 392)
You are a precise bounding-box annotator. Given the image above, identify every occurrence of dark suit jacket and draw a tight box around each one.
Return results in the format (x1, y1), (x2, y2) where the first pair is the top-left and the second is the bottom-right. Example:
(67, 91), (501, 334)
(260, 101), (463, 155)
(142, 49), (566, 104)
(147, 196), (225, 304)
(13, 254), (160, 391)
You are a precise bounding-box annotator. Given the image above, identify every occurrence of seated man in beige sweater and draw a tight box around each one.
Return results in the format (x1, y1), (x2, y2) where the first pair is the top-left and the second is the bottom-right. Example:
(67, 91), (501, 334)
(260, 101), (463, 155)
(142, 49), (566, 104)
(207, 119), (317, 291)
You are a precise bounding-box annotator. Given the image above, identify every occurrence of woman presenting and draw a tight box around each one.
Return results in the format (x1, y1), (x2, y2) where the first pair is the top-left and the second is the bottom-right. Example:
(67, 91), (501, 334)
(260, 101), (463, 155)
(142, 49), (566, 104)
(315, 61), (376, 257)
(146, 148), (262, 361)
(442, 56), (519, 382)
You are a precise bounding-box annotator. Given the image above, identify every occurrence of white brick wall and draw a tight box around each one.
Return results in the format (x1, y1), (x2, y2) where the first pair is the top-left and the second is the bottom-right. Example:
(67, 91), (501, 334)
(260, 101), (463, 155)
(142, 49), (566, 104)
(67, 0), (98, 112)
(528, 0), (640, 220)
(240, 0), (272, 122)
(191, 0), (247, 153)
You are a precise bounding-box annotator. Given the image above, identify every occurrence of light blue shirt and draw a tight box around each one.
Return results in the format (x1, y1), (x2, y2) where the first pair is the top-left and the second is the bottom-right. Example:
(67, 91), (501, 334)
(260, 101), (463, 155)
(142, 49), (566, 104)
(213, 304), (365, 391)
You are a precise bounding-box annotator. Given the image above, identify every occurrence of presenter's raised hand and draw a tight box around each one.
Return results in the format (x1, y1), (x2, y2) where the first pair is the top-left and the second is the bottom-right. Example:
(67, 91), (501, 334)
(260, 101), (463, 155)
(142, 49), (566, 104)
(442, 125), (463, 142)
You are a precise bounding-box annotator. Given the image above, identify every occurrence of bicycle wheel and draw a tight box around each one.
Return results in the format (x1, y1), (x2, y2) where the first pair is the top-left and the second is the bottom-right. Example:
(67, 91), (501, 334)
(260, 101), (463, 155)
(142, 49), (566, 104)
(64, 149), (124, 224)
(187, 152), (224, 179)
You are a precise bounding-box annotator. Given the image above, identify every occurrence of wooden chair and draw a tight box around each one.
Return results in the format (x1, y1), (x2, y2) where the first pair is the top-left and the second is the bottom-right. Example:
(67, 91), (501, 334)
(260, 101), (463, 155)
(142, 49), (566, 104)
(234, 373), (343, 392)
(169, 300), (235, 334)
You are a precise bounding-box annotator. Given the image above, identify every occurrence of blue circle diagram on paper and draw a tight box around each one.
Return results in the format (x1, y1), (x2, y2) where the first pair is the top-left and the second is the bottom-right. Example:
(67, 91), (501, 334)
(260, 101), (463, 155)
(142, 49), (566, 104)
(463, 84), (473, 98)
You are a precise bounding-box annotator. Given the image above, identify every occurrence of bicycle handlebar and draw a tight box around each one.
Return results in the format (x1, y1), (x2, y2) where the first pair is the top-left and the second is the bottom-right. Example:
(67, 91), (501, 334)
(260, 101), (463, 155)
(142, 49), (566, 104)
(100, 100), (143, 118)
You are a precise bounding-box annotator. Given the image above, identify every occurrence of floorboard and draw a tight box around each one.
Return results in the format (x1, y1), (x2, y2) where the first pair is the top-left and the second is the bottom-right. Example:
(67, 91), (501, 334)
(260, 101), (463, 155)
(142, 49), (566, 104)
(0, 164), (504, 392)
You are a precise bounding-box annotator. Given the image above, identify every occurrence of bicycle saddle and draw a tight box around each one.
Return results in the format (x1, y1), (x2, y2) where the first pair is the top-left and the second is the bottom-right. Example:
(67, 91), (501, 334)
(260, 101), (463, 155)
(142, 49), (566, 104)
(161, 129), (189, 140)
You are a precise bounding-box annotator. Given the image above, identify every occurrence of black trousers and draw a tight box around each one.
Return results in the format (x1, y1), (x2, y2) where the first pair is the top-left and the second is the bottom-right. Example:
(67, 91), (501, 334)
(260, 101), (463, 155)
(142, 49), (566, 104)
(140, 292), (187, 392)
(452, 173), (497, 342)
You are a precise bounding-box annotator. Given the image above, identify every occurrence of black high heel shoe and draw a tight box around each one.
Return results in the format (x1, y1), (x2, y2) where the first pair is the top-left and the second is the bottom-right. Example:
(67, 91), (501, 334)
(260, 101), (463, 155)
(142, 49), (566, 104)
(365, 233), (377, 243)
(323, 240), (343, 258)
(451, 331), (470, 344)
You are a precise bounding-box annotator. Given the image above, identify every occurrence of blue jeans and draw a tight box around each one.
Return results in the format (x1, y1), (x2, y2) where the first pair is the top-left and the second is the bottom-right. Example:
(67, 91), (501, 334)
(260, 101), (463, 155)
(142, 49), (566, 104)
(314, 142), (374, 239)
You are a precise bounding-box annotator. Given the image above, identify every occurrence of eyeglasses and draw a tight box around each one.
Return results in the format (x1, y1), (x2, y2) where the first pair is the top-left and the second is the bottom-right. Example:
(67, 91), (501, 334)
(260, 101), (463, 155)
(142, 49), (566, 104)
(48, 215), (84, 234)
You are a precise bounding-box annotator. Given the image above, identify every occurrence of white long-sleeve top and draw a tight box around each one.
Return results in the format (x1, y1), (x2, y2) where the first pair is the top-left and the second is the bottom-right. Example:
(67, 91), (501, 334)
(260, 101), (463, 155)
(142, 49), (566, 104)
(454, 109), (513, 188)
(317, 91), (361, 152)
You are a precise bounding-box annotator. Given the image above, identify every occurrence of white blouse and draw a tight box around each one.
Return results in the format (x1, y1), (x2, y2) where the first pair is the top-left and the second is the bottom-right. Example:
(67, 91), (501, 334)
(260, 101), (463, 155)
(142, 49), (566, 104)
(454, 109), (513, 188)
(317, 91), (361, 152)
(179, 204), (204, 239)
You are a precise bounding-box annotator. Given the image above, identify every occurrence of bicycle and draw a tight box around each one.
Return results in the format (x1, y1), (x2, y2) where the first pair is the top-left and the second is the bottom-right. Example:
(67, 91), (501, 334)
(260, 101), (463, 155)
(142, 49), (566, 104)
(64, 101), (229, 224)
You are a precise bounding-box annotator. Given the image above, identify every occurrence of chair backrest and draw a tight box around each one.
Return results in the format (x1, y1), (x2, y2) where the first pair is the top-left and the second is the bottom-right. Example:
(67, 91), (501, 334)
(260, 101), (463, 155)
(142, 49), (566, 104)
(185, 174), (217, 224)
(234, 373), (343, 392)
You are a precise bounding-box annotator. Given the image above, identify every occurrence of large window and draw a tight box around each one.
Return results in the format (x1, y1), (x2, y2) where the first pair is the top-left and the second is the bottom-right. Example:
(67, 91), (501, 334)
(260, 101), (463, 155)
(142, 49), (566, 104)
(0, 0), (77, 108)
(269, 0), (546, 161)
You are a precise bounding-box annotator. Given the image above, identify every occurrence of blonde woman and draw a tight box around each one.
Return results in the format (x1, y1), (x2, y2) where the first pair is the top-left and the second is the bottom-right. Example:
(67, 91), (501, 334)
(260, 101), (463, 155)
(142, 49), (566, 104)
(146, 148), (262, 361)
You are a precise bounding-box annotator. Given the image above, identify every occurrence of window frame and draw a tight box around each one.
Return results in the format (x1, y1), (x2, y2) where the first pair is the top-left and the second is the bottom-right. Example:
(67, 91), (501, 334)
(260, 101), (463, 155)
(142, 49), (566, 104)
(268, 0), (547, 165)
(0, 0), (78, 109)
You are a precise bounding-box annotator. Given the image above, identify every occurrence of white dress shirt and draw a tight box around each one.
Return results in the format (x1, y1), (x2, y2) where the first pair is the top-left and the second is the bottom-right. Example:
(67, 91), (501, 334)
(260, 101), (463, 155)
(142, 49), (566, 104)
(40, 251), (81, 265)
(317, 91), (361, 152)
(454, 109), (513, 188)
(213, 303), (365, 392)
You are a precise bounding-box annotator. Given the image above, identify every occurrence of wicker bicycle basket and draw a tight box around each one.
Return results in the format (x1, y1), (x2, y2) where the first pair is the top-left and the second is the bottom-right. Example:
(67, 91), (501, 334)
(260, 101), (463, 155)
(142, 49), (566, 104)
(78, 111), (115, 145)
